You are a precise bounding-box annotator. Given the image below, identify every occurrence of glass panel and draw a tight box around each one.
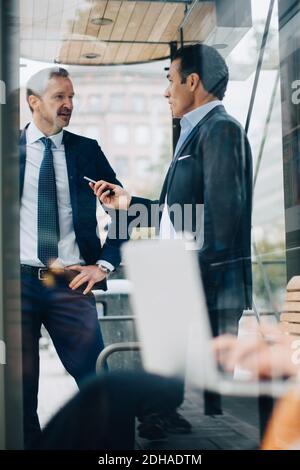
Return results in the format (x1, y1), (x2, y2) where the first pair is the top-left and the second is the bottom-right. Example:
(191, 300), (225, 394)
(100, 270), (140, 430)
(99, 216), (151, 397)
(132, 94), (146, 113)
(110, 94), (124, 112)
(1, 0), (23, 450)
(134, 125), (151, 145)
(112, 124), (129, 144)
(15, 0), (300, 448)
(179, 0), (286, 314)
(223, 1), (286, 313)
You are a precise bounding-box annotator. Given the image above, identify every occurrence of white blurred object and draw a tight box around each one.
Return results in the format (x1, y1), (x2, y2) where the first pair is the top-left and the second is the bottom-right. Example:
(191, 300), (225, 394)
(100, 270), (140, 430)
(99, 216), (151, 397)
(123, 239), (297, 397)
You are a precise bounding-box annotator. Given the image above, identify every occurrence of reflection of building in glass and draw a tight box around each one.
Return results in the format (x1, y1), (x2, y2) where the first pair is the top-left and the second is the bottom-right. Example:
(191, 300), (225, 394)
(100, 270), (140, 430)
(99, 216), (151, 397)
(73, 66), (170, 198)
(20, 65), (172, 198)
(18, 0), (286, 313)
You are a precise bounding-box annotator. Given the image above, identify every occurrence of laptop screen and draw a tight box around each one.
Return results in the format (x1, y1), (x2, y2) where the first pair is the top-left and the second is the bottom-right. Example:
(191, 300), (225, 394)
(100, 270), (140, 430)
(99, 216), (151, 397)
(122, 238), (218, 387)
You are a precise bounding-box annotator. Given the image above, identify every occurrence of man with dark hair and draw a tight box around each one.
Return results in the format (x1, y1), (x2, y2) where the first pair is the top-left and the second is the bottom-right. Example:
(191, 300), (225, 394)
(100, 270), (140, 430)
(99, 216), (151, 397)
(173, 43), (229, 100)
(20, 67), (122, 448)
(92, 43), (253, 436)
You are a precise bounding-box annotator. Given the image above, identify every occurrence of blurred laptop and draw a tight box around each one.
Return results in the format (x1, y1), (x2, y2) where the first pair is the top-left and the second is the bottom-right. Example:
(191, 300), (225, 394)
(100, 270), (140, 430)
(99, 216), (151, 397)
(122, 238), (295, 397)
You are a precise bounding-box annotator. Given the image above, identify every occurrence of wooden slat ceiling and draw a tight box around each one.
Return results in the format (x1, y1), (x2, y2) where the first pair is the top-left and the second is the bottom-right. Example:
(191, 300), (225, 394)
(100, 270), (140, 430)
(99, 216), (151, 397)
(20, 0), (251, 66)
(20, 0), (217, 65)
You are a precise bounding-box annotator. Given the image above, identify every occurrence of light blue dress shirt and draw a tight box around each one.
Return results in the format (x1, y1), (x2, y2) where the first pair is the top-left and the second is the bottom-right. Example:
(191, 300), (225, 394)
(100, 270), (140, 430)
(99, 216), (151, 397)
(174, 100), (223, 158)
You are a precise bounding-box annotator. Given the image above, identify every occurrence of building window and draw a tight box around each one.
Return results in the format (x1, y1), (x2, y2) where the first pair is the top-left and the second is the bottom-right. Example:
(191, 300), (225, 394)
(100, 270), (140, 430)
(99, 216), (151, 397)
(112, 124), (129, 144)
(110, 94), (124, 112)
(87, 95), (102, 113)
(114, 156), (128, 178)
(132, 95), (145, 113)
(153, 127), (170, 147)
(151, 95), (165, 113)
(136, 157), (149, 178)
(134, 125), (151, 145)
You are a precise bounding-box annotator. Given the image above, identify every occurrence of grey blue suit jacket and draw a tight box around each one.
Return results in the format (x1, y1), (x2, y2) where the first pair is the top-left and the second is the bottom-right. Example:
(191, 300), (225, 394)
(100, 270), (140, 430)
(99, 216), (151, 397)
(130, 106), (253, 322)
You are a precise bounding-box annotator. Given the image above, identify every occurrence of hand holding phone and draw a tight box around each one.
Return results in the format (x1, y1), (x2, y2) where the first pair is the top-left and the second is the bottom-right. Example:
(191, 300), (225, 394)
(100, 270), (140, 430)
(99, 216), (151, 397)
(84, 176), (115, 196)
(91, 179), (132, 211)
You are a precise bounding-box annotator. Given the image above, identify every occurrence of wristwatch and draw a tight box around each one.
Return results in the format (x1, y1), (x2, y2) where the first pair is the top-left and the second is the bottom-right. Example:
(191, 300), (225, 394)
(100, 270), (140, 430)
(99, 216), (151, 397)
(98, 264), (112, 275)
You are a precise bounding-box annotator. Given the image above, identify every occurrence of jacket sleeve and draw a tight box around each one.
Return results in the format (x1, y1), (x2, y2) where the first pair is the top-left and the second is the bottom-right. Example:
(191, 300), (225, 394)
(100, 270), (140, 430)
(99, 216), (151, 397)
(199, 120), (252, 308)
(128, 196), (160, 235)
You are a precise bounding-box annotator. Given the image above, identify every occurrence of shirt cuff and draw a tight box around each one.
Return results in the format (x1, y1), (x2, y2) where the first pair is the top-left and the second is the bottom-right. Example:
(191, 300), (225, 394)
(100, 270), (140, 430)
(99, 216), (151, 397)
(96, 260), (115, 272)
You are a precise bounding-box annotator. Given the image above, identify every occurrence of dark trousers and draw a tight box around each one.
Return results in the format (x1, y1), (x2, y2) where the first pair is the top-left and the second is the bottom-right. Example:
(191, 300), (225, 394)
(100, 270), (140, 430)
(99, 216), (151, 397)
(21, 270), (105, 449)
(37, 371), (183, 450)
(204, 308), (242, 415)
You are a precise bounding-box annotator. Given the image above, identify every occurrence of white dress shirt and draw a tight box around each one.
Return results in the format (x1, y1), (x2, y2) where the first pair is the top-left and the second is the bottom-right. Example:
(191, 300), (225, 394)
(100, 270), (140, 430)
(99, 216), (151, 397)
(20, 121), (113, 270)
(159, 100), (222, 240)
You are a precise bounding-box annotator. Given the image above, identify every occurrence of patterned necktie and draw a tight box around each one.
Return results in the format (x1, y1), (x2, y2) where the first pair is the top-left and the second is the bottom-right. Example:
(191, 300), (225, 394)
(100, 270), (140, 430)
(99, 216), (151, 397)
(37, 137), (59, 266)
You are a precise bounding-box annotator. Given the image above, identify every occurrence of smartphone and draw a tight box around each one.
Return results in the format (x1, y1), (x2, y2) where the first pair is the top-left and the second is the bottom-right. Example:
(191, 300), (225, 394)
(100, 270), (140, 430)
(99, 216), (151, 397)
(83, 176), (115, 196)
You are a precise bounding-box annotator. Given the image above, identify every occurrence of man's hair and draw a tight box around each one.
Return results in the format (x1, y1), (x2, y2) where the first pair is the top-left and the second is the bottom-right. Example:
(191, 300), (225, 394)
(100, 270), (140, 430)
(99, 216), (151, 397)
(173, 43), (229, 100)
(26, 67), (70, 112)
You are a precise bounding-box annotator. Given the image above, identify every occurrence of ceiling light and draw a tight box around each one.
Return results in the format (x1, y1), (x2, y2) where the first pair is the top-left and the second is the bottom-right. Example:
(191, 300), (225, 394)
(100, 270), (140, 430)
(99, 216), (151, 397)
(91, 17), (113, 26)
(82, 53), (101, 59)
(212, 43), (228, 49)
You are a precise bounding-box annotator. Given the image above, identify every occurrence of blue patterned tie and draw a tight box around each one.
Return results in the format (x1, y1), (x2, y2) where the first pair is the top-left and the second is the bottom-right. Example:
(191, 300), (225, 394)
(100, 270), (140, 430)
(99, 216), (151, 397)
(37, 137), (59, 266)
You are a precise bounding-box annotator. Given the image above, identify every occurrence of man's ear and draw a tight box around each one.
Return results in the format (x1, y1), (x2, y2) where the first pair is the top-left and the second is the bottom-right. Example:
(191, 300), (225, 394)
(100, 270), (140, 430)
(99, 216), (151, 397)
(188, 73), (200, 92)
(27, 94), (40, 112)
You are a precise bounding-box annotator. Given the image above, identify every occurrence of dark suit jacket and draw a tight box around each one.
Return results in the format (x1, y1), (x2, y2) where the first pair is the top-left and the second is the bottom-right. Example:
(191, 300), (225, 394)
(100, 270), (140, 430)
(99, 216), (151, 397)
(130, 105), (252, 323)
(20, 125), (123, 269)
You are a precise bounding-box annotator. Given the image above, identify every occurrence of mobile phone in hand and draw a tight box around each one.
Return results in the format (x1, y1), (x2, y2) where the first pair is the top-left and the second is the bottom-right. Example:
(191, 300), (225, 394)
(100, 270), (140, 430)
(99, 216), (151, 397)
(83, 176), (115, 196)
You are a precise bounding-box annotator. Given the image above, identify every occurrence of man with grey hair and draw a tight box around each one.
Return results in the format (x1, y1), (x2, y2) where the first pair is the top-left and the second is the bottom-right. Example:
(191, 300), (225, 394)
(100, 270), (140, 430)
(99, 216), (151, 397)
(20, 67), (122, 448)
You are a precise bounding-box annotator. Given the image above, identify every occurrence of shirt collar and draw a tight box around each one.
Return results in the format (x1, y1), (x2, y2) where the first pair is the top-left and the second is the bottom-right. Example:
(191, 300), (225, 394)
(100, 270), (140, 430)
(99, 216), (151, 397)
(180, 100), (223, 132)
(26, 121), (64, 148)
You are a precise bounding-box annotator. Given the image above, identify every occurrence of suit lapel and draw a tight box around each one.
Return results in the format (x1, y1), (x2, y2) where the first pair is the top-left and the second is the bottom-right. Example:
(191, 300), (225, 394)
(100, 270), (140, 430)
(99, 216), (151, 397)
(159, 166), (171, 204)
(166, 105), (224, 193)
(165, 122), (201, 194)
(62, 131), (79, 216)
